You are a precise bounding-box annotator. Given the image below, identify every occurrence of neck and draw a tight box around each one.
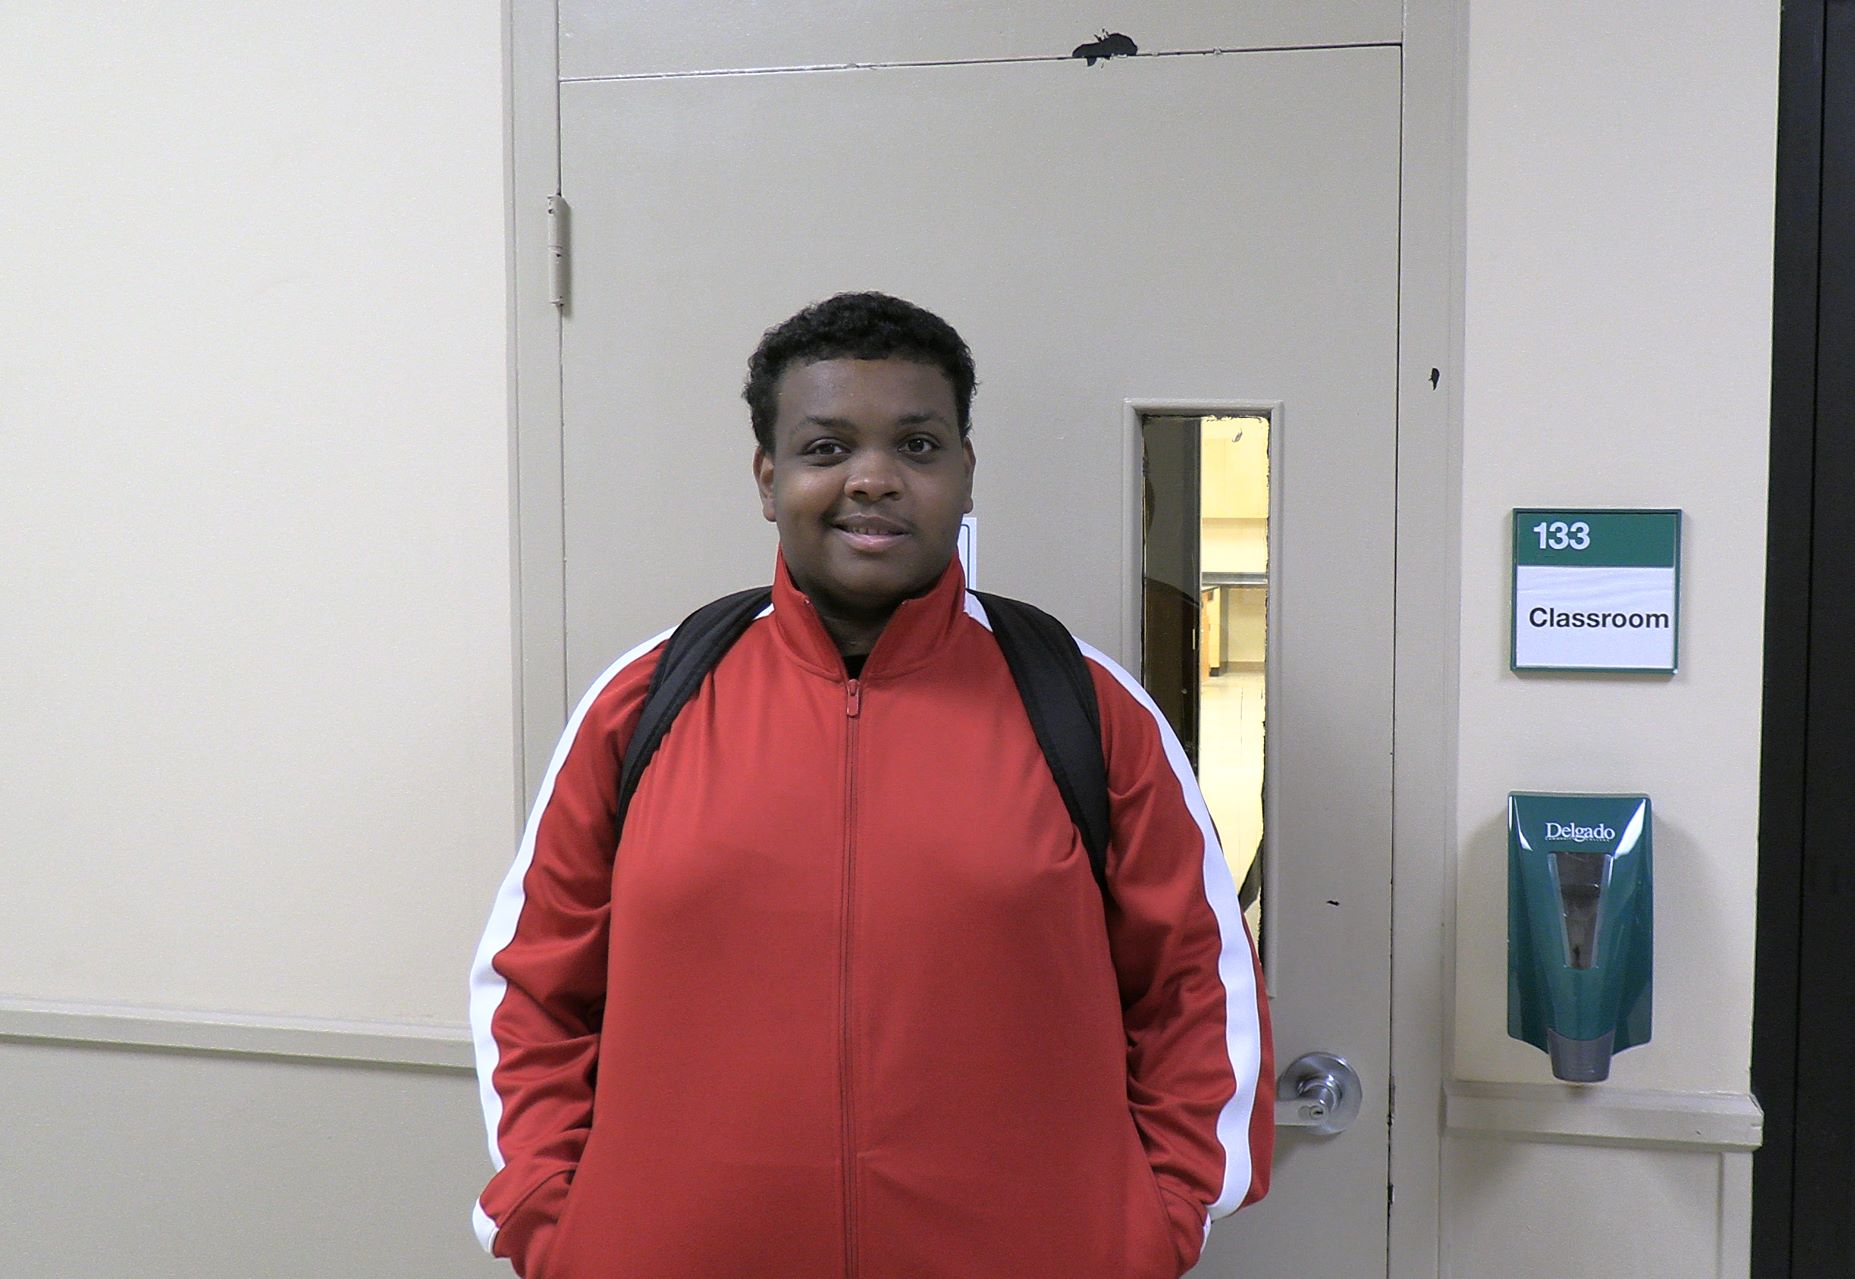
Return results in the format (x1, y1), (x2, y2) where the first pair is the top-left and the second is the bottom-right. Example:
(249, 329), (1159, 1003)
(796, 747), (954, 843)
(811, 604), (893, 660)
(776, 552), (959, 668)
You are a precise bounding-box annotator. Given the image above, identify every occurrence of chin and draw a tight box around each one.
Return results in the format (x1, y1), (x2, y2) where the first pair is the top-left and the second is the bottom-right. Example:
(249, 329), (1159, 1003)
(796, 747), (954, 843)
(831, 567), (932, 613)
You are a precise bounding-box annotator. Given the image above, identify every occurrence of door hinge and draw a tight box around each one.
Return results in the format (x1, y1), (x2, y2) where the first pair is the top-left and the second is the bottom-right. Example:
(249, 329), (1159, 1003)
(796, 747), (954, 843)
(547, 194), (569, 309)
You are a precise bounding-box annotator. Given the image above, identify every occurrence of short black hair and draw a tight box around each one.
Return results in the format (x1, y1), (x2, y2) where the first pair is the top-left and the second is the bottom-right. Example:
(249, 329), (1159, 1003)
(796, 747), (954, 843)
(743, 291), (977, 451)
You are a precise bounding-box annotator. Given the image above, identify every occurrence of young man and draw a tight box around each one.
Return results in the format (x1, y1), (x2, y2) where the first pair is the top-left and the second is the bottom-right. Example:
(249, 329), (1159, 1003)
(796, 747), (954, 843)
(470, 292), (1272, 1279)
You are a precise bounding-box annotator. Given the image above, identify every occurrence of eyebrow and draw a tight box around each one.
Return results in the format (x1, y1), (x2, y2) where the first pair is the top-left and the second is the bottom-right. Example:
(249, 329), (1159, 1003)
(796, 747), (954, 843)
(800, 412), (949, 429)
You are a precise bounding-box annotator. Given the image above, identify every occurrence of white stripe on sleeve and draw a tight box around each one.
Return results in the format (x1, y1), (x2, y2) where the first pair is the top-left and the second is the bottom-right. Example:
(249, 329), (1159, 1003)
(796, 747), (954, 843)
(1072, 638), (1264, 1222)
(465, 626), (673, 1245)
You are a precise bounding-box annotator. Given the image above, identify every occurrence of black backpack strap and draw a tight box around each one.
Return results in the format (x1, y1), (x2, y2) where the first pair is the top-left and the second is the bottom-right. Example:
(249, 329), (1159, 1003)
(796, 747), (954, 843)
(974, 591), (1113, 894)
(615, 586), (773, 832)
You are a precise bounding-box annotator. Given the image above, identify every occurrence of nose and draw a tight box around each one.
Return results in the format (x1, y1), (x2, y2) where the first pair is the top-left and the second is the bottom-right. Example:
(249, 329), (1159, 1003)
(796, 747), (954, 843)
(844, 446), (902, 501)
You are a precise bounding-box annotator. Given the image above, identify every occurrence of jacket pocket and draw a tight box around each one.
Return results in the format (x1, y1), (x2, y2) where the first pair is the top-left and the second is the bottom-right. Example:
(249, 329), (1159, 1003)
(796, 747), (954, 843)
(532, 1136), (606, 1279)
(529, 1121), (609, 1279)
(1121, 1113), (1185, 1279)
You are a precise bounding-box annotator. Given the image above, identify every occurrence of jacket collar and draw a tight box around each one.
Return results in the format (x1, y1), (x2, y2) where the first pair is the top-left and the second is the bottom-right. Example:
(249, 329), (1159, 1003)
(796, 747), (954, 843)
(770, 549), (968, 680)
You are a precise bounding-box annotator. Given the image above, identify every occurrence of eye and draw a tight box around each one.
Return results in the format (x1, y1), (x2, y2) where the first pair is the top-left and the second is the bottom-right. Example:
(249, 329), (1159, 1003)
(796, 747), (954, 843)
(900, 435), (941, 455)
(801, 438), (849, 458)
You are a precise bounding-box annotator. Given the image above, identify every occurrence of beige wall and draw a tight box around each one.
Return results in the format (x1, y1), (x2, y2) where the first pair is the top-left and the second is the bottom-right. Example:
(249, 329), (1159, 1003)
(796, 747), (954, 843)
(1446, 0), (1777, 1273)
(0, 1038), (502, 1278)
(1456, 0), (1775, 1097)
(0, 3), (514, 1025)
(0, 8), (513, 1270)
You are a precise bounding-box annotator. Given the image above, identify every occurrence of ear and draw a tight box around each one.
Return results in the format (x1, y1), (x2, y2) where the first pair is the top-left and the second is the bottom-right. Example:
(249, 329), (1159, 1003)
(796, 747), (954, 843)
(752, 446), (777, 523)
(961, 437), (976, 514)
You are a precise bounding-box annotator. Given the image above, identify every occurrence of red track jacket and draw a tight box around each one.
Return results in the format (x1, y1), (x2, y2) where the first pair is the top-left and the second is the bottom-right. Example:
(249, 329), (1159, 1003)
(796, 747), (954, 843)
(470, 555), (1272, 1279)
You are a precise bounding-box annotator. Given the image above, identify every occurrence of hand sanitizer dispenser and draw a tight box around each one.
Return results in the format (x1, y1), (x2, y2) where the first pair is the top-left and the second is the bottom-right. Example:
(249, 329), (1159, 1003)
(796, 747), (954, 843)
(1508, 793), (1652, 1082)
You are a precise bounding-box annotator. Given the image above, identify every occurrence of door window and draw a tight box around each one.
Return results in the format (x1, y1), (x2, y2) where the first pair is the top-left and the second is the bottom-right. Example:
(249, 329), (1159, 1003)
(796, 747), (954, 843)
(1141, 412), (1272, 955)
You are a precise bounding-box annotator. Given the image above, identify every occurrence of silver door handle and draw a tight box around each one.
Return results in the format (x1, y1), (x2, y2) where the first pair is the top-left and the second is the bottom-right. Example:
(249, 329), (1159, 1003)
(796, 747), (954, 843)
(1274, 1051), (1362, 1136)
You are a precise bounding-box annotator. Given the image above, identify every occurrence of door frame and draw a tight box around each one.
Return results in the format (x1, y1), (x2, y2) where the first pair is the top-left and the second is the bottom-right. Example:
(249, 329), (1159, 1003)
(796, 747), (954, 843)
(1753, 0), (1855, 1270)
(501, 4), (1467, 1272)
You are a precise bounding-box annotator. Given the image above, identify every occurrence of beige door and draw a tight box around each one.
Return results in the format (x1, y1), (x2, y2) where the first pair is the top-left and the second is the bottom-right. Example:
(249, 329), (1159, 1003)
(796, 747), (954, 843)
(554, 30), (1398, 1278)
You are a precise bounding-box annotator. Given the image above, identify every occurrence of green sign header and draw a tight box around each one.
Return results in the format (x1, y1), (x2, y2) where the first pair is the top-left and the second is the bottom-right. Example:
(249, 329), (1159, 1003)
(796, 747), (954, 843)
(1512, 509), (1681, 568)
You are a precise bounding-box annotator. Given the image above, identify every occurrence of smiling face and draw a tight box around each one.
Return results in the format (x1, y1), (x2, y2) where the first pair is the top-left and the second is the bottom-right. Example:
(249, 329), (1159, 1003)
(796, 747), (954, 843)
(753, 357), (975, 656)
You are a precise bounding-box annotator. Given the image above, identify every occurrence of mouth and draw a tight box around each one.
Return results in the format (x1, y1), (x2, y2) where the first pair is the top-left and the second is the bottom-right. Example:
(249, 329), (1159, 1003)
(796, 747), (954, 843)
(831, 514), (910, 552)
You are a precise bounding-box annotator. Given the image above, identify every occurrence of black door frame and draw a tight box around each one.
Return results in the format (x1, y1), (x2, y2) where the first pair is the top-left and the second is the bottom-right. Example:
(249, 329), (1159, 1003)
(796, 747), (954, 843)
(1753, 1), (1855, 1272)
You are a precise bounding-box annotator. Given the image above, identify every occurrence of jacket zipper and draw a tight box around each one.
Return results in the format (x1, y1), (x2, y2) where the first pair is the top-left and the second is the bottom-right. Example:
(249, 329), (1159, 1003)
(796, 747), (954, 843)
(840, 677), (862, 1279)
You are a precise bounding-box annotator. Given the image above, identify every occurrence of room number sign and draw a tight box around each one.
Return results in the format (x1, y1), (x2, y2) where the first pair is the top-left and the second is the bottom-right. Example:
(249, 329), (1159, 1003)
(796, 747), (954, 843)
(1511, 509), (1681, 674)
